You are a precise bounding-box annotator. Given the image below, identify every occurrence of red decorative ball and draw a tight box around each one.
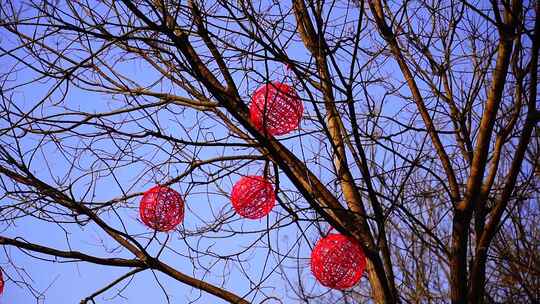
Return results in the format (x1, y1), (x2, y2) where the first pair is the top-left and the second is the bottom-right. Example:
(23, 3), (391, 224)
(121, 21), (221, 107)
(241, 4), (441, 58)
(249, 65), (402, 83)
(139, 185), (184, 232)
(0, 269), (4, 295)
(231, 176), (275, 219)
(249, 82), (303, 136)
(311, 233), (366, 289)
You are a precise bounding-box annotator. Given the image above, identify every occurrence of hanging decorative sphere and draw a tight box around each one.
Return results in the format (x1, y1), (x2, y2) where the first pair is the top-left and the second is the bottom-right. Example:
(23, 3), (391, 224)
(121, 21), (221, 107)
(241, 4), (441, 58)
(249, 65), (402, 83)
(0, 269), (4, 295)
(311, 233), (366, 289)
(139, 185), (184, 232)
(230, 176), (275, 219)
(249, 82), (303, 136)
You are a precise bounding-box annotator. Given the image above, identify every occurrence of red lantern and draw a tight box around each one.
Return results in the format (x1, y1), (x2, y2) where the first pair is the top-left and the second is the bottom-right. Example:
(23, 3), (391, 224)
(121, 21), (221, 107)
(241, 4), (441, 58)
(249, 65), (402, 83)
(139, 185), (184, 232)
(249, 82), (303, 136)
(230, 176), (275, 219)
(0, 269), (4, 295)
(311, 233), (366, 289)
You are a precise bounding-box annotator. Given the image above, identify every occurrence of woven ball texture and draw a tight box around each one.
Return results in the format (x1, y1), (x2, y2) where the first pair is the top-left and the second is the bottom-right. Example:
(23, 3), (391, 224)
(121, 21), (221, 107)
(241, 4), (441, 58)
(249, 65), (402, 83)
(249, 82), (303, 136)
(139, 185), (184, 232)
(311, 233), (366, 289)
(231, 176), (275, 219)
(0, 269), (3, 295)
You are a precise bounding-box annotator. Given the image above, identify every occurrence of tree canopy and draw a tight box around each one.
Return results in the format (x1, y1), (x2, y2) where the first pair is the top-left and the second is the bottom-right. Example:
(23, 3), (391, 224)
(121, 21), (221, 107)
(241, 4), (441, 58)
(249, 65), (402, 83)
(0, 0), (538, 303)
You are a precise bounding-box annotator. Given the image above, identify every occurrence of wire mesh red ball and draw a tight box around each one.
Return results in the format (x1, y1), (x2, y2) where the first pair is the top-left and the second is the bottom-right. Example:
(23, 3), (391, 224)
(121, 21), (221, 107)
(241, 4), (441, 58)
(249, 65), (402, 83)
(311, 233), (366, 289)
(139, 185), (184, 232)
(230, 176), (275, 219)
(249, 82), (303, 136)
(0, 269), (4, 295)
